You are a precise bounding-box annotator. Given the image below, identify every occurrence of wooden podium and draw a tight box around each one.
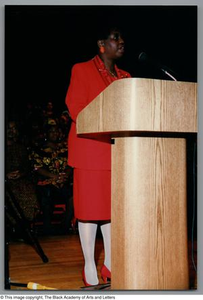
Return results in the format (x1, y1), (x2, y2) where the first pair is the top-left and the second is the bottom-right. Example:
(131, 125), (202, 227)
(76, 78), (197, 290)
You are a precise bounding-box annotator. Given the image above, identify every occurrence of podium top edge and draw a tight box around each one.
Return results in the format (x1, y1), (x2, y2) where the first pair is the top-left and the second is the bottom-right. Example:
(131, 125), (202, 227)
(112, 77), (197, 85)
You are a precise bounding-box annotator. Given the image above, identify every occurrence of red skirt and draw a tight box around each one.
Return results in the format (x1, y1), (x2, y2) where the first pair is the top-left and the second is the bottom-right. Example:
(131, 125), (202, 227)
(73, 168), (111, 220)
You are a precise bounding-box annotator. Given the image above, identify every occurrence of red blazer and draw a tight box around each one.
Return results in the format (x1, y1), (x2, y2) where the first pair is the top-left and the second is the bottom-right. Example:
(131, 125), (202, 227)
(65, 55), (131, 170)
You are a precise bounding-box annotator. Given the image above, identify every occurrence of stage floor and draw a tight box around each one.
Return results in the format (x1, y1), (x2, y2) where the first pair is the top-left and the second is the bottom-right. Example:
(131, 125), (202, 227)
(7, 232), (197, 291)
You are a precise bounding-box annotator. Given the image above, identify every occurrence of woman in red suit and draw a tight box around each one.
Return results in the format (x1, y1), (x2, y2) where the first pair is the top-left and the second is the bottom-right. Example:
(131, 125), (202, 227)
(65, 27), (131, 286)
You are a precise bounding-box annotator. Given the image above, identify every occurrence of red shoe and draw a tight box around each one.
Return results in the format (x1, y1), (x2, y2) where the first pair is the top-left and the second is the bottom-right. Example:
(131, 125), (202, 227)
(101, 265), (111, 283)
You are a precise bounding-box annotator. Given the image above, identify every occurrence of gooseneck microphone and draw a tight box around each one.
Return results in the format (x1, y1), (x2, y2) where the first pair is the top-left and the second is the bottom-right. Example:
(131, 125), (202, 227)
(138, 52), (177, 81)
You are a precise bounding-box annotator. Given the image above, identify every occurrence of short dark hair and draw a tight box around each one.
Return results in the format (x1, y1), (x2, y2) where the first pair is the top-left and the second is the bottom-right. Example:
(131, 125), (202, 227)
(96, 25), (123, 41)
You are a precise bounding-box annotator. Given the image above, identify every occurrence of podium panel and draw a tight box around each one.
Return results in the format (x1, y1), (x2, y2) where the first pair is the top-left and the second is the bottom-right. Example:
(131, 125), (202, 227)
(77, 78), (197, 135)
(111, 137), (189, 290)
(77, 78), (197, 290)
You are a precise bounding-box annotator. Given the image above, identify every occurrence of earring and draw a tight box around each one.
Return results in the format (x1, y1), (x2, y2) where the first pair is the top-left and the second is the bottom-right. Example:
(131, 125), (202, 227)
(100, 46), (105, 54)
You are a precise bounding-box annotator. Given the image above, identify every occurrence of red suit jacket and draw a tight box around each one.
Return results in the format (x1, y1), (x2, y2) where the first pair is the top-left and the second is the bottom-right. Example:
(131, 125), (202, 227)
(65, 55), (131, 170)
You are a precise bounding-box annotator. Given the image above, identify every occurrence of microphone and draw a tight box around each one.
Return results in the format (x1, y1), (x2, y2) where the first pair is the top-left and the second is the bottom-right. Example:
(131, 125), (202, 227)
(138, 52), (177, 81)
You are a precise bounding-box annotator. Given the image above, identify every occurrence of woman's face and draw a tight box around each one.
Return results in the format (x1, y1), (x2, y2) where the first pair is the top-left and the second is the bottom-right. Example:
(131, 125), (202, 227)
(103, 30), (125, 60)
(47, 126), (59, 142)
(7, 121), (19, 140)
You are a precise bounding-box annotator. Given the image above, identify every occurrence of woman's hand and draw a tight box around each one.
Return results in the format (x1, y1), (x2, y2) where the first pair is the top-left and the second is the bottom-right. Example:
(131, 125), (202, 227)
(7, 170), (21, 180)
(57, 172), (68, 183)
(36, 167), (71, 185)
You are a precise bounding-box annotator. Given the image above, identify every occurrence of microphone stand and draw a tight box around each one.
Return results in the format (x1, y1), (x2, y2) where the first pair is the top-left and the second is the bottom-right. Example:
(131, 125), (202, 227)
(5, 181), (49, 289)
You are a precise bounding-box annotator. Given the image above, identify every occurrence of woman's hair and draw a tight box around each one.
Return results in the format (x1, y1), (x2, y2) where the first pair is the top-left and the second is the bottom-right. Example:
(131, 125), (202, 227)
(96, 24), (123, 41)
(44, 122), (58, 136)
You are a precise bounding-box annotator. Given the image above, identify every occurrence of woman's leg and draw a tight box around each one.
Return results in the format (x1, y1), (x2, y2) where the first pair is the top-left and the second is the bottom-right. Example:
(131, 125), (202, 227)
(100, 221), (111, 271)
(78, 221), (99, 285)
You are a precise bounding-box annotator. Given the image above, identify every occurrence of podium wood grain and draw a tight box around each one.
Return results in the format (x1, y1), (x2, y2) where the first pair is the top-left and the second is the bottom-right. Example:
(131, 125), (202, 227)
(77, 78), (197, 290)
(77, 78), (197, 134)
(111, 137), (189, 290)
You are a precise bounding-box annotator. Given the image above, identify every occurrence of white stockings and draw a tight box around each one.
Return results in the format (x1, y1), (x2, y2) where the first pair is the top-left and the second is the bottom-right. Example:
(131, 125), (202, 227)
(78, 221), (111, 285)
(100, 222), (111, 271)
(78, 221), (99, 285)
